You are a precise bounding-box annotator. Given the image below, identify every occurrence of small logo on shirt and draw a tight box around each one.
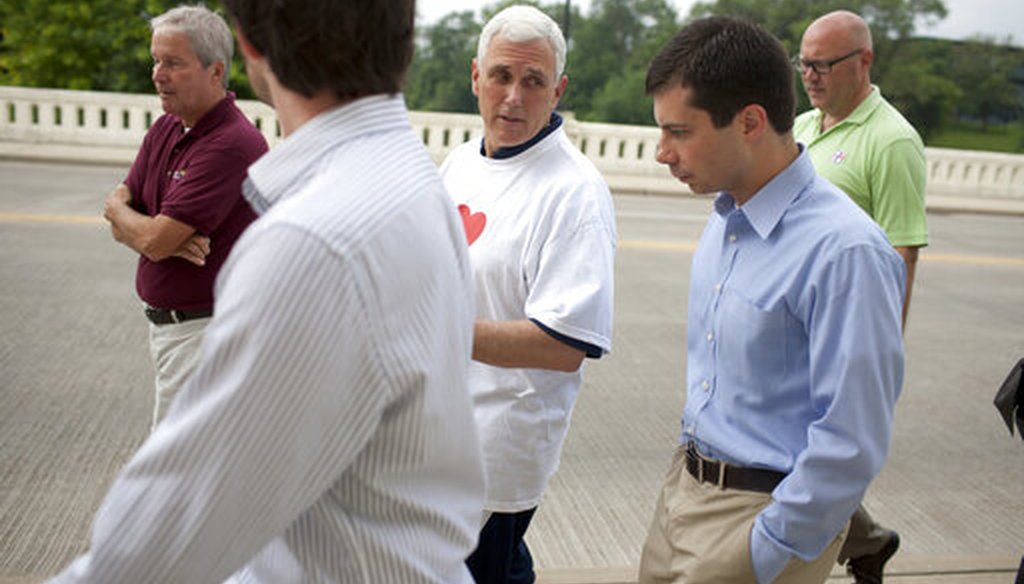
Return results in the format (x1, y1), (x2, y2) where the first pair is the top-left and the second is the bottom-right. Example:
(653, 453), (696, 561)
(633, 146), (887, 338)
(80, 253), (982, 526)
(458, 204), (486, 246)
(831, 150), (848, 165)
(168, 168), (187, 181)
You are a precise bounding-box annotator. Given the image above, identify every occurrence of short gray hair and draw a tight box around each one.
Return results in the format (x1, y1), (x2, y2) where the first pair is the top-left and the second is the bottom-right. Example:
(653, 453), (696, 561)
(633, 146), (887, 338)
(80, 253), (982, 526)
(151, 5), (233, 88)
(477, 5), (566, 79)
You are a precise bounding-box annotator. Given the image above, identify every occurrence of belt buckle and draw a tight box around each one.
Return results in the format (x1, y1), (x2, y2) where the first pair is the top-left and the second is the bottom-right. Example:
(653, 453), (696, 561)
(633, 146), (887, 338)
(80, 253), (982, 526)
(692, 444), (726, 489)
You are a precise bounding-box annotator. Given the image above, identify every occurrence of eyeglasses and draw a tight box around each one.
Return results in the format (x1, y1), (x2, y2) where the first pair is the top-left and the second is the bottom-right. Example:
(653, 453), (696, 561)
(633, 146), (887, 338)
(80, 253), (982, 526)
(791, 49), (864, 75)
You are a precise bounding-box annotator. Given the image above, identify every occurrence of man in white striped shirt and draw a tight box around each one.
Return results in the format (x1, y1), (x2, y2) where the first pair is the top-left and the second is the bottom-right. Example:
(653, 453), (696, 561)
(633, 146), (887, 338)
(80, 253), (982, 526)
(47, 1), (485, 582)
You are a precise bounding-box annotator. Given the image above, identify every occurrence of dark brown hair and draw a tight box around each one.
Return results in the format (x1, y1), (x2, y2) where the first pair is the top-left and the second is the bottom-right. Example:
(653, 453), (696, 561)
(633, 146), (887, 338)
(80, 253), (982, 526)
(222, 0), (415, 99)
(646, 16), (795, 133)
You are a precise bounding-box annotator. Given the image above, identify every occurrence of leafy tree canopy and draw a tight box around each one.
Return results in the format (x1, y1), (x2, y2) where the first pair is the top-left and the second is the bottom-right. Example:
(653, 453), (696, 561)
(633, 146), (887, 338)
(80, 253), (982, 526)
(1, 0), (1020, 141)
(0, 0), (254, 97)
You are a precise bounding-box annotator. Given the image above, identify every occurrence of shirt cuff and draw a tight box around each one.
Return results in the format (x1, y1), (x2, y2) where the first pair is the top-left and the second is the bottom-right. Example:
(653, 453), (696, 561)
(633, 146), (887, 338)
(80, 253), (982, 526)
(750, 518), (792, 584)
(529, 318), (604, 358)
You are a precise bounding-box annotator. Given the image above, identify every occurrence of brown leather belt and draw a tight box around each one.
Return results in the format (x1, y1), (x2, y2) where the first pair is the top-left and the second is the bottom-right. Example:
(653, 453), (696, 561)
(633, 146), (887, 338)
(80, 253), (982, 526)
(685, 442), (786, 493)
(144, 306), (213, 326)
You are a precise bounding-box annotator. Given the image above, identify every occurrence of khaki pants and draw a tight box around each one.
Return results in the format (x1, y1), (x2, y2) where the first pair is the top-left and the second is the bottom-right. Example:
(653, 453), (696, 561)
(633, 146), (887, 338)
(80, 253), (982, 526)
(639, 445), (847, 584)
(148, 317), (208, 431)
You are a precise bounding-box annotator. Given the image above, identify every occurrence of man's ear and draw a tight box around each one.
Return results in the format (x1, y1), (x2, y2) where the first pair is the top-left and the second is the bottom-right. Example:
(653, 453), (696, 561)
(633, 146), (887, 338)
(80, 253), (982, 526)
(553, 74), (568, 104)
(234, 26), (262, 61)
(739, 104), (768, 140)
(471, 58), (481, 97)
(209, 60), (226, 85)
(861, 48), (874, 70)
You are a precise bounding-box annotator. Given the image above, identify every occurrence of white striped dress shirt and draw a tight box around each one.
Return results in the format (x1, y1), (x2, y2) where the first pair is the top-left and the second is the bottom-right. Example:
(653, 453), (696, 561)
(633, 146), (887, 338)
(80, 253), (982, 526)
(49, 95), (486, 584)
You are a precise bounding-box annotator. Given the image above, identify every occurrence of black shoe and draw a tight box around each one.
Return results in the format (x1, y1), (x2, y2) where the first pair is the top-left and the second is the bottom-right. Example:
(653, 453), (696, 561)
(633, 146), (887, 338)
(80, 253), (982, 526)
(847, 531), (900, 584)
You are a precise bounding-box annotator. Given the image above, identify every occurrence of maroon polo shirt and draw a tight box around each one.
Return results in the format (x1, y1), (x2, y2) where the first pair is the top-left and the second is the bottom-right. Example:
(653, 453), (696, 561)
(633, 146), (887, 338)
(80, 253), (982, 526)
(125, 93), (268, 311)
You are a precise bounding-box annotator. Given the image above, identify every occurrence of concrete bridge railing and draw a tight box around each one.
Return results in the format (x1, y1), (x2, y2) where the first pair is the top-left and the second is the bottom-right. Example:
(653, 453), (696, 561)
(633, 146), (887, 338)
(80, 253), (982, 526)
(3, 85), (1024, 204)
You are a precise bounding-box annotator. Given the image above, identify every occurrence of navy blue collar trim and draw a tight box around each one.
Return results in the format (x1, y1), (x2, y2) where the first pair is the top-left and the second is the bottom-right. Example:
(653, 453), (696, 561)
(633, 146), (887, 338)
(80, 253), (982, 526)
(481, 112), (563, 159)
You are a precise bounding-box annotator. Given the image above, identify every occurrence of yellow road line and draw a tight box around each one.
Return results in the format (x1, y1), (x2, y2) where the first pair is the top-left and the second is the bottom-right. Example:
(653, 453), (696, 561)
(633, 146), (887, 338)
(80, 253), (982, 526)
(619, 239), (698, 253)
(619, 239), (1024, 267)
(0, 212), (104, 225)
(923, 253), (1024, 267)
(1, 213), (1021, 268)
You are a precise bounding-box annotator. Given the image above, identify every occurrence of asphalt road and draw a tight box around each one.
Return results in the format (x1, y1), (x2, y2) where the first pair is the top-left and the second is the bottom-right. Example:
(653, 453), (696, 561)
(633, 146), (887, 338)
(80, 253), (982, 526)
(1, 159), (1022, 581)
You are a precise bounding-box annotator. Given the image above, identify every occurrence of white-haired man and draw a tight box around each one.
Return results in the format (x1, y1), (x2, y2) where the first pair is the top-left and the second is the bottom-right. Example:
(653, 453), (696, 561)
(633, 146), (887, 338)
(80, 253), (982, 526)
(103, 5), (267, 430)
(439, 5), (617, 583)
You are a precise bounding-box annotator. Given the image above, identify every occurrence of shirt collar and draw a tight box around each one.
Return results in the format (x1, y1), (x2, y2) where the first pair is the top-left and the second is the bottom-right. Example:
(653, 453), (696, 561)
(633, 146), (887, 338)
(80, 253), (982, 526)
(480, 112), (563, 160)
(839, 84), (882, 127)
(809, 85), (882, 135)
(714, 144), (816, 240)
(177, 92), (235, 138)
(244, 94), (410, 214)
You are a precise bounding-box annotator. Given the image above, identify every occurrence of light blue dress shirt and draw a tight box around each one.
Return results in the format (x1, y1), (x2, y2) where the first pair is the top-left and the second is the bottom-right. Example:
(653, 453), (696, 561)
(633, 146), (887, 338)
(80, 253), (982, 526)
(681, 147), (906, 583)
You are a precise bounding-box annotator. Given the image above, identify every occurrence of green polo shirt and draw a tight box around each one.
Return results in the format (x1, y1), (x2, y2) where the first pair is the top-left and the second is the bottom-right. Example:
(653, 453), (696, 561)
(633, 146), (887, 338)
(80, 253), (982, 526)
(794, 86), (928, 247)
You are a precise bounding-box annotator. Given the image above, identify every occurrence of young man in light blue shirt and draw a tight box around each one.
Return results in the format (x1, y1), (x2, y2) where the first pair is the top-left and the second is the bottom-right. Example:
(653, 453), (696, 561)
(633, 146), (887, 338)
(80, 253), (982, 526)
(639, 16), (906, 584)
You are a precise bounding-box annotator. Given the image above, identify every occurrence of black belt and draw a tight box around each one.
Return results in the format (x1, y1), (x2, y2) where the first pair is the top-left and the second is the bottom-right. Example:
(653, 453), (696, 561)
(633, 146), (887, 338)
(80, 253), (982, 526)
(685, 442), (786, 493)
(144, 306), (212, 325)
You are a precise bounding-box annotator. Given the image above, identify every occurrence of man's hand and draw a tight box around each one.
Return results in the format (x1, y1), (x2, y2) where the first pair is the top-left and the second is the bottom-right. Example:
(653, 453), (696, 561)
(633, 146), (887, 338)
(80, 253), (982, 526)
(104, 184), (132, 210)
(102, 182), (199, 262)
(173, 234), (211, 266)
(104, 184), (133, 243)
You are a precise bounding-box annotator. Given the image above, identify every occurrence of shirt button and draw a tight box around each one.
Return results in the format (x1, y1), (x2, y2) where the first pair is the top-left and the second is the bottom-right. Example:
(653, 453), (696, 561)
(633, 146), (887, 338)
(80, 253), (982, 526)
(729, 234), (737, 243)
(714, 283), (722, 293)
(701, 380), (710, 391)
(706, 332), (714, 342)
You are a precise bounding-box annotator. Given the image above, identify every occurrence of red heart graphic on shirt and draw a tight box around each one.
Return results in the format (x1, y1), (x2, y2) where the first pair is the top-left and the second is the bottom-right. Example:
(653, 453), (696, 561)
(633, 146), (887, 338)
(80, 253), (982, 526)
(458, 204), (486, 246)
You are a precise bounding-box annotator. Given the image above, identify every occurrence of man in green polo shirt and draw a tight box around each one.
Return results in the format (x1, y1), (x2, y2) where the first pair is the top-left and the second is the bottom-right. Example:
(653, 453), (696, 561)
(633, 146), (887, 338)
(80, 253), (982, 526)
(793, 10), (929, 584)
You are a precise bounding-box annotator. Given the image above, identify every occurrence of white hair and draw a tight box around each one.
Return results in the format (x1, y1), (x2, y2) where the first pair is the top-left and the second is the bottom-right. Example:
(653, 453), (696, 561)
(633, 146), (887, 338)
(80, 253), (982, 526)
(151, 5), (233, 88)
(477, 5), (567, 78)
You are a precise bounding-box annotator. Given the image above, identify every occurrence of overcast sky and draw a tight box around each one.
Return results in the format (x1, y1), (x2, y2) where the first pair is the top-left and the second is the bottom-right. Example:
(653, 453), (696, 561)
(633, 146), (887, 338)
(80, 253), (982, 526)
(416, 0), (1023, 46)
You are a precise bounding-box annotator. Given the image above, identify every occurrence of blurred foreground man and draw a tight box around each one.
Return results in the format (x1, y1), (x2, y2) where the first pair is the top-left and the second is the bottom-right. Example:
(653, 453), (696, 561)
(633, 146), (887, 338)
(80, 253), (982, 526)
(48, 1), (485, 582)
(639, 16), (905, 584)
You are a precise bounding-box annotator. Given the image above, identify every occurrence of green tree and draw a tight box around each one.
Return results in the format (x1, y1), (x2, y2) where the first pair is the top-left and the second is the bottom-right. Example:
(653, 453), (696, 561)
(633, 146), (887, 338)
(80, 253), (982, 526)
(0, 0), (254, 97)
(0, 0), (160, 91)
(691, 0), (953, 134)
(947, 36), (1023, 126)
(405, 10), (480, 114)
(564, 0), (679, 123)
(690, 0), (947, 56)
(882, 41), (961, 138)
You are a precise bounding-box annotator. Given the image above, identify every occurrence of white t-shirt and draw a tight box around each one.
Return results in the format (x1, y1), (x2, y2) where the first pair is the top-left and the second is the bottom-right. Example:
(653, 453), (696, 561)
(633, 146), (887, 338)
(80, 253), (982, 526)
(440, 125), (616, 512)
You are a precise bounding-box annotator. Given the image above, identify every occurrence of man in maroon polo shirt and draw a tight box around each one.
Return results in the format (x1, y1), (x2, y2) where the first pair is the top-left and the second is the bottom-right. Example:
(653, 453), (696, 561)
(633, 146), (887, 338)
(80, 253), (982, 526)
(103, 5), (267, 431)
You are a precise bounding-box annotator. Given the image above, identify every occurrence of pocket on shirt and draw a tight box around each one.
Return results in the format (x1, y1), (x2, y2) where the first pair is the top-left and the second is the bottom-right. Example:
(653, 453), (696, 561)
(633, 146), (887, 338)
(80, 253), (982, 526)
(717, 289), (790, 394)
